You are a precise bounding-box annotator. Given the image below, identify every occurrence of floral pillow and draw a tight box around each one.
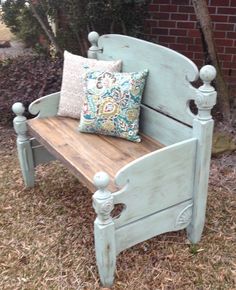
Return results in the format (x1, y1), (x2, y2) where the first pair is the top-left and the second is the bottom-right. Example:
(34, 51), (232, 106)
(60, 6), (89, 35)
(78, 70), (148, 142)
(57, 51), (122, 119)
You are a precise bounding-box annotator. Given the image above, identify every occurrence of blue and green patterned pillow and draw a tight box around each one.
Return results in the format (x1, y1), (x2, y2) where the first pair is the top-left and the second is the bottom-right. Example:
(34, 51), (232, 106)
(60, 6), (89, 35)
(78, 70), (148, 142)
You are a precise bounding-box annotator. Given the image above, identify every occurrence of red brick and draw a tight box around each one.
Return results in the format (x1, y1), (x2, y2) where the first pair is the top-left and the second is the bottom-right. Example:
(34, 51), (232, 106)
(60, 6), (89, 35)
(188, 29), (201, 37)
(149, 4), (159, 11)
(213, 31), (226, 38)
(152, 28), (169, 35)
(215, 38), (234, 46)
(182, 51), (194, 59)
(177, 22), (195, 29)
(218, 54), (233, 62)
(228, 15), (236, 22)
(159, 20), (176, 27)
(194, 52), (204, 59)
(208, 6), (216, 14)
(215, 46), (226, 53)
(169, 43), (187, 51)
(229, 70), (236, 77)
(148, 36), (158, 43)
(231, 0), (236, 7)
(160, 5), (177, 12)
(225, 76), (236, 82)
(211, 0), (230, 5)
(177, 36), (194, 44)
(159, 36), (176, 43)
(221, 68), (229, 75)
(145, 19), (158, 26)
(188, 45), (203, 52)
(215, 23), (234, 30)
(172, 0), (190, 4)
(211, 15), (228, 22)
(195, 38), (203, 45)
(194, 59), (204, 68)
(152, 0), (170, 3)
(189, 14), (197, 21)
(227, 32), (236, 39)
(217, 7), (236, 14)
(171, 13), (188, 20)
(223, 62), (236, 69)
(151, 12), (170, 20)
(144, 27), (151, 34)
(178, 6), (194, 13)
(225, 47), (236, 54)
(170, 29), (187, 36)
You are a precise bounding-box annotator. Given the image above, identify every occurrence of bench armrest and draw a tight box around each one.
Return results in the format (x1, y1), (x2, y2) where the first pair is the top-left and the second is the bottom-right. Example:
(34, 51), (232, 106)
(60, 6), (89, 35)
(29, 91), (61, 119)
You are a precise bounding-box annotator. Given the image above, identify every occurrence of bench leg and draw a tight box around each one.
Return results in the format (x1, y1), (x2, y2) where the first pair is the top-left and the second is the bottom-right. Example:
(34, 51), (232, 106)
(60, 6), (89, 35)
(17, 140), (35, 187)
(93, 172), (116, 287)
(187, 65), (216, 243)
(94, 221), (116, 287)
(12, 102), (35, 187)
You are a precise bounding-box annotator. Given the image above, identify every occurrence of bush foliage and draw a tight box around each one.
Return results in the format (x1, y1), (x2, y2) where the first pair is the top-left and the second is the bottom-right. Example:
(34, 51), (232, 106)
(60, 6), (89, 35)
(0, 56), (63, 125)
(1, 0), (44, 47)
(2, 0), (149, 54)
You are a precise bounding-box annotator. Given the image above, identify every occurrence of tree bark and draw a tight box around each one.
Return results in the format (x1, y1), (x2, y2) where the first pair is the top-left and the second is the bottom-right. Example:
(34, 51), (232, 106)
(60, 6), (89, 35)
(192, 0), (231, 122)
(28, 0), (62, 55)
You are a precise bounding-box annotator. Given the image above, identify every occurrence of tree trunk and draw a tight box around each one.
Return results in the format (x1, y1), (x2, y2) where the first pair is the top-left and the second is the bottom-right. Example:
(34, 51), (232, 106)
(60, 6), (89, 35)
(28, 0), (62, 55)
(192, 0), (231, 122)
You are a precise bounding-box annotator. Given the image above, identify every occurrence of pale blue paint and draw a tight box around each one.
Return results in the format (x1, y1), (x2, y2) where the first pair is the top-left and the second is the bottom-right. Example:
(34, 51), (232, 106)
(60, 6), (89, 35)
(12, 32), (217, 288)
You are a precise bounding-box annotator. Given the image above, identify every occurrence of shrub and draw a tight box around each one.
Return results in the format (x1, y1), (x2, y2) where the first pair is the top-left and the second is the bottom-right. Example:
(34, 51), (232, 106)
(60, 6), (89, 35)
(1, 0), (149, 54)
(0, 55), (63, 125)
(1, 0), (43, 47)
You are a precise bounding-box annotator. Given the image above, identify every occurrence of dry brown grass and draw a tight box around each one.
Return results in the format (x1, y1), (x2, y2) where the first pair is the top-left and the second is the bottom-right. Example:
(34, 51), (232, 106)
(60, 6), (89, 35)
(0, 125), (235, 289)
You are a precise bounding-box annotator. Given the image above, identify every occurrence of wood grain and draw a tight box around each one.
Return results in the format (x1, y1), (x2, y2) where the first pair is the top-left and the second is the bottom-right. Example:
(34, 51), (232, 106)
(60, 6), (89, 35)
(27, 116), (164, 192)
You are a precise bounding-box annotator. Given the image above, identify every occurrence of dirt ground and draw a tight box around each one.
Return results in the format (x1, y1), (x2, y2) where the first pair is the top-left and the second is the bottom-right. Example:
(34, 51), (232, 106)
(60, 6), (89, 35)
(0, 21), (13, 41)
(0, 125), (235, 290)
(0, 22), (33, 60)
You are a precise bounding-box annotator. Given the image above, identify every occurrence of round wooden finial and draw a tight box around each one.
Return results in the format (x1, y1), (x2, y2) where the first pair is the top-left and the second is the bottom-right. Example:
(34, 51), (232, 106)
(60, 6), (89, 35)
(94, 172), (110, 190)
(200, 65), (216, 83)
(88, 31), (99, 46)
(12, 102), (25, 116)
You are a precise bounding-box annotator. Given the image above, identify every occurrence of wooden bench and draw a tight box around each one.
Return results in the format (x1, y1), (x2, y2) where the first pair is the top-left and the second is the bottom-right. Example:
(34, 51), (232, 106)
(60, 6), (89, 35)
(12, 31), (217, 287)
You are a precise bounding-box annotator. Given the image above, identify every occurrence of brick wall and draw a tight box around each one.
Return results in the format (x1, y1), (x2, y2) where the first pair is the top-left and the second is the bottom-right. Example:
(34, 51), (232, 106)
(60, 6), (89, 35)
(145, 0), (236, 96)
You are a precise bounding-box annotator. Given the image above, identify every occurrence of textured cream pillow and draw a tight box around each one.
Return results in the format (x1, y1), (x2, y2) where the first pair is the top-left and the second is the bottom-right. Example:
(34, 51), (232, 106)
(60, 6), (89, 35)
(57, 51), (122, 119)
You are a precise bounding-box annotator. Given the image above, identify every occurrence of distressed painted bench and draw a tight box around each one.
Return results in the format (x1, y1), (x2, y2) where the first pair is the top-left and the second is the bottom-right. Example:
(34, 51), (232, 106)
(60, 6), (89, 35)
(12, 32), (217, 287)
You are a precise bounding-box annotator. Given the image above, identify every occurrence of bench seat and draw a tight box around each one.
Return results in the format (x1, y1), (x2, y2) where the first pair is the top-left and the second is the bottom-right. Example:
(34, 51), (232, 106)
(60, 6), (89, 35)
(27, 116), (164, 192)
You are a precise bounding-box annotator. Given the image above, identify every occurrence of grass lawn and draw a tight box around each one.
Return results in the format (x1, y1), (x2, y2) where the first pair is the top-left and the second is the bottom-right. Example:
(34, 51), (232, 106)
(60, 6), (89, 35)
(0, 125), (235, 289)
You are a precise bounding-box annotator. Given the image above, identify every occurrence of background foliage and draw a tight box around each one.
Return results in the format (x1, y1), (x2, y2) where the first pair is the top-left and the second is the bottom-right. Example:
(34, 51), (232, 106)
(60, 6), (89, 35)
(2, 0), (150, 54)
(0, 56), (63, 125)
(1, 0), (44, 47)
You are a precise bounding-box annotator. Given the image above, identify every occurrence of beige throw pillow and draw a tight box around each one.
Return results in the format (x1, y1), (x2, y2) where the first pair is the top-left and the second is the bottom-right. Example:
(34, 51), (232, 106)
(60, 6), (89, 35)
(57, 51), (122, 119)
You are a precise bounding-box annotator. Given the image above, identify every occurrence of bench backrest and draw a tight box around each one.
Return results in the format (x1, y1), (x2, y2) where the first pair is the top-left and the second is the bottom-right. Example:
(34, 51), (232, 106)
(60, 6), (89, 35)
(92, 34), (199, 145)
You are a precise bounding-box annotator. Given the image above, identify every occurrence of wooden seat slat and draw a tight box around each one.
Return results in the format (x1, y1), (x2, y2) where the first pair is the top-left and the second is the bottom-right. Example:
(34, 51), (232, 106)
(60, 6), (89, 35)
(27, 116), (164, 192)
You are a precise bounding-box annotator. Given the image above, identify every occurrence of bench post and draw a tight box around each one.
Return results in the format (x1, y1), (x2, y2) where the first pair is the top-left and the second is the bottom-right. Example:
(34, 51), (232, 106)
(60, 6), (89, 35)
(93, 172), (116, 287)
(12, 102), (35, 187)
(87, 31), (101, 59)
(187, 65), (217, 243)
